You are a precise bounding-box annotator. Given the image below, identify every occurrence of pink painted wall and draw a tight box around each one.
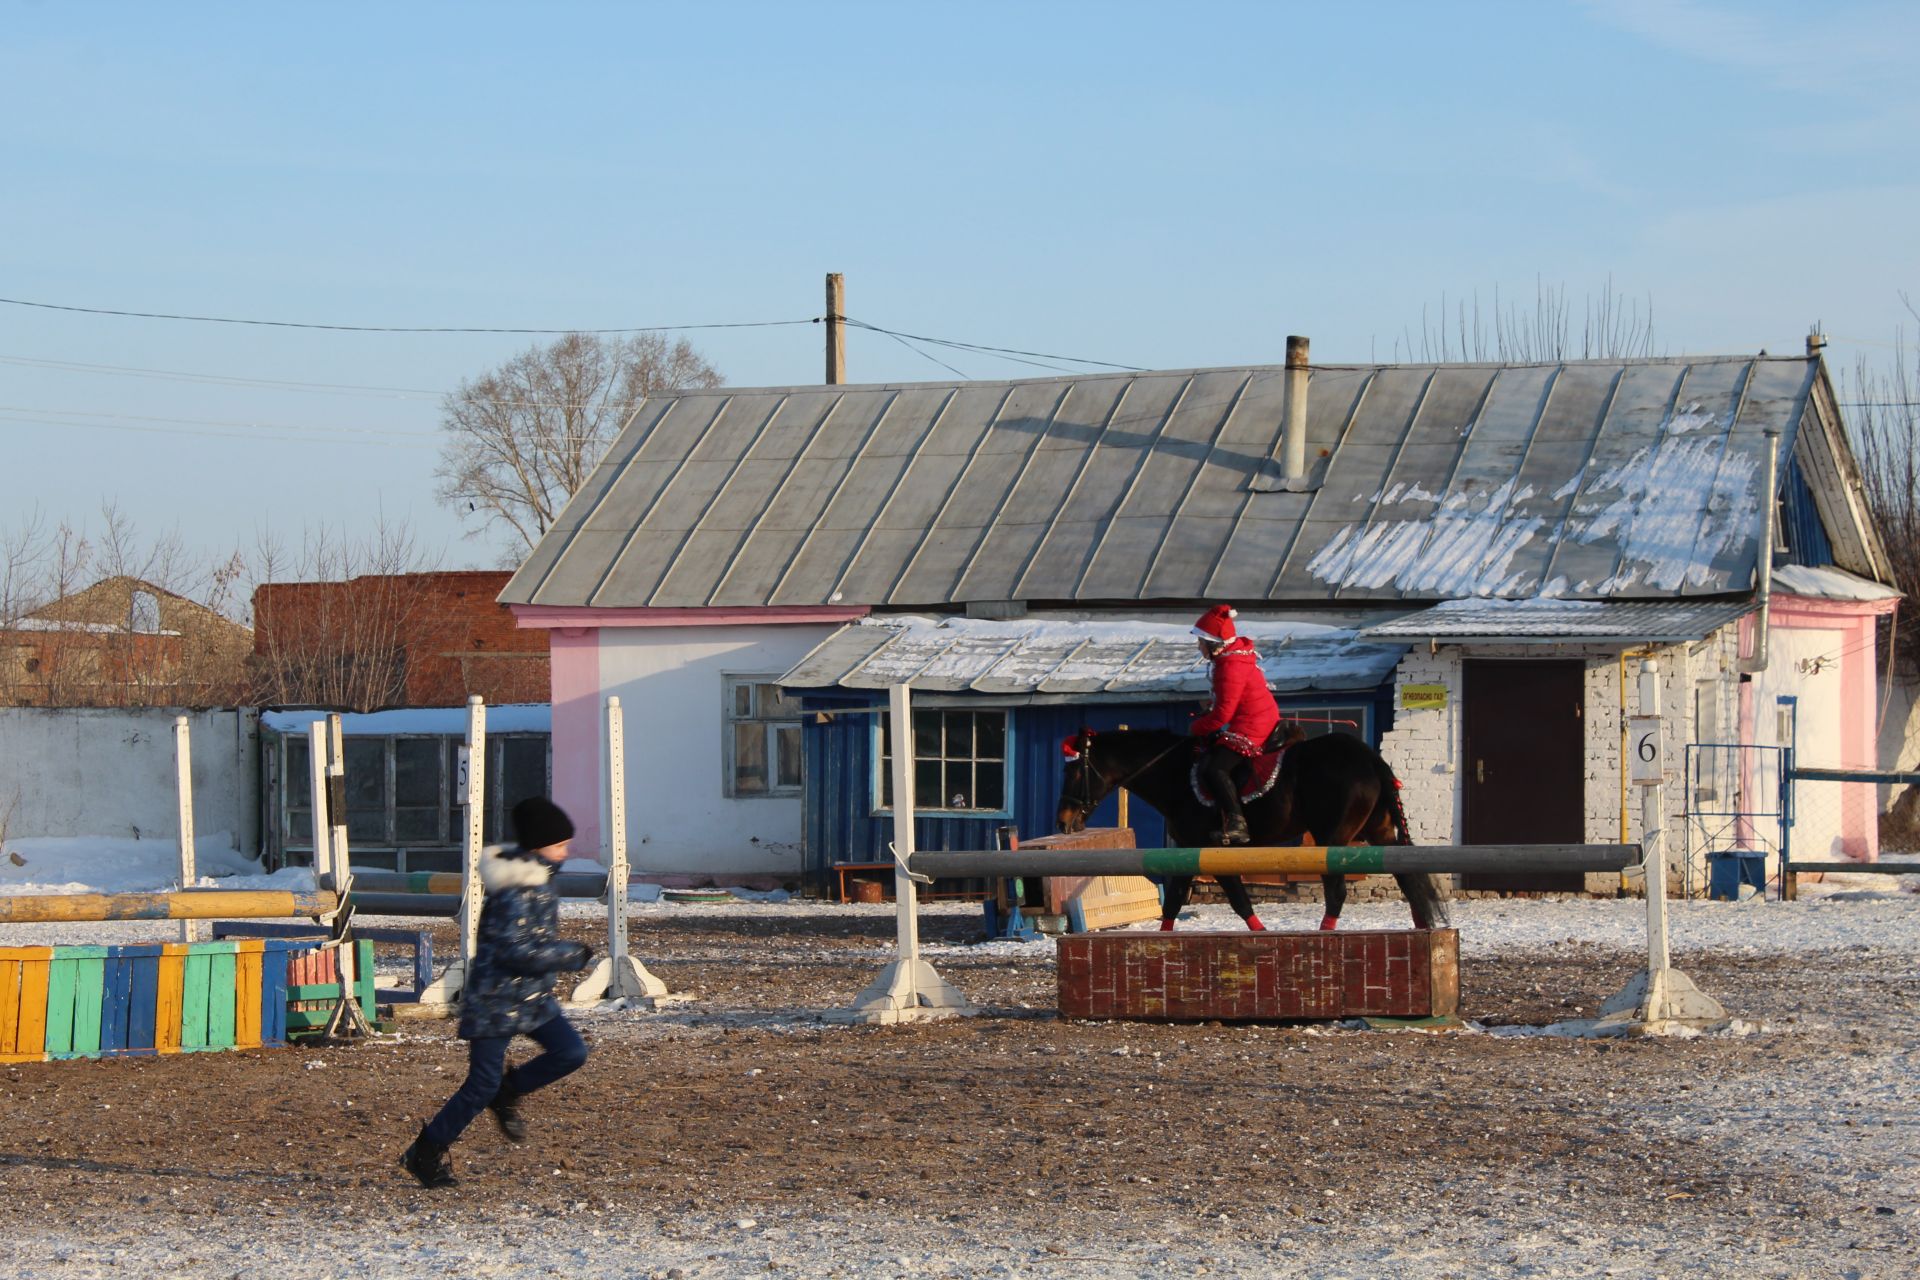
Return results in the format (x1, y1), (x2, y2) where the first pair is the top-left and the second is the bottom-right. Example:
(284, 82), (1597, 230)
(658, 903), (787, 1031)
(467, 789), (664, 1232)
(547, 627), (604, 858)
(1768, 592), (1897, 861)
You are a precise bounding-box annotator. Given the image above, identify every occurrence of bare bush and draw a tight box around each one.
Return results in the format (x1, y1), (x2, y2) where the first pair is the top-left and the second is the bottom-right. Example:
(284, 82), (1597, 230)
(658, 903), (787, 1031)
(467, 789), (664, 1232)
(1397, 277), (1657, 364)
(436, 331), (723, 558)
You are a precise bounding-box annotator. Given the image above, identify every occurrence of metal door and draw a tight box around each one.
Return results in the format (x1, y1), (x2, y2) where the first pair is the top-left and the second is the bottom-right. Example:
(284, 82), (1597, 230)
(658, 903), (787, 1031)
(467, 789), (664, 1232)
(1462, 660), (1586, 891)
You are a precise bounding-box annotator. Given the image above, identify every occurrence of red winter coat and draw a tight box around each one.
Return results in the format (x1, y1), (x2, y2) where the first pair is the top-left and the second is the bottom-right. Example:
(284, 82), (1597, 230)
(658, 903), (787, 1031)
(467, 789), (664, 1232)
(1190, 636), (1279, 755)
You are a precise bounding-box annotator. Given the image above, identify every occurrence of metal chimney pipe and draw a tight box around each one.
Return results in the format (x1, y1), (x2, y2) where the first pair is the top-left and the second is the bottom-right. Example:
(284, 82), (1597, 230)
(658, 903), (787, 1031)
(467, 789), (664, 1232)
(1740, 427), (1781, 674)
(1282, 335), (1310, 488)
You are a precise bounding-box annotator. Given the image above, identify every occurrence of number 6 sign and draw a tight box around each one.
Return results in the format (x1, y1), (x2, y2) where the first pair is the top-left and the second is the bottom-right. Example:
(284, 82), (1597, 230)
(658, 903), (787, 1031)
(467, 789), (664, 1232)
(1628, 715), (1662, 785)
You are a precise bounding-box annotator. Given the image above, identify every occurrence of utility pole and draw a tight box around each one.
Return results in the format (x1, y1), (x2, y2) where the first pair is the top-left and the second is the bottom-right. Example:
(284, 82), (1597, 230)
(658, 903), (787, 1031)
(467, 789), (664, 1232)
(825, 272), (846, 385)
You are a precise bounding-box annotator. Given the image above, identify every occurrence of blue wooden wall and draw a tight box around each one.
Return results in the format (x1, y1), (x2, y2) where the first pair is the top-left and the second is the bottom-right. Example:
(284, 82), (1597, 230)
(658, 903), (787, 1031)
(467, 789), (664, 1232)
(1780, 456), (1836, 568)
(797, 688), (1391, 889)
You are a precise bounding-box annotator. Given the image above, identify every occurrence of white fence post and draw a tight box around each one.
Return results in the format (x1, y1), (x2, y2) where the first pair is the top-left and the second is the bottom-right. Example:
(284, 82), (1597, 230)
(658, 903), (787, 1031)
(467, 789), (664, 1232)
(306, 720), (333, 883)
(1600, 656), (1728, 1032)
(419, 696), (487, 1006)
(570, 696), (683, 1007)
(835, 684), (974, 1024)
(173, 716), (201, 943)
(460, 696), (486, 968)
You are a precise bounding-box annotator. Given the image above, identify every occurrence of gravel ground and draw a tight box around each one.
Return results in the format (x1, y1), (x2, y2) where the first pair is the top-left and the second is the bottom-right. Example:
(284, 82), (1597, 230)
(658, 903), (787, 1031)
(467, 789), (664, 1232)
(3, 891), (1917, 1278)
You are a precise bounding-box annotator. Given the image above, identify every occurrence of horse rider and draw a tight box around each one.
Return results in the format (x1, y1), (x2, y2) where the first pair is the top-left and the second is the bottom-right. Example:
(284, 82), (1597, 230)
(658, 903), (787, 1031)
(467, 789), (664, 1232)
(1190, 603), (1279, 846)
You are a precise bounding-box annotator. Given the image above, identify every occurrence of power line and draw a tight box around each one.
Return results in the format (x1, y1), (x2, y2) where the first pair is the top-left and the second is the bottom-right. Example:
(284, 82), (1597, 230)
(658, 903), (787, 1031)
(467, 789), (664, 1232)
(0, 351), (703, 413)
(865, 327), (973, 379)
(0, 411), (434, 448)
(843, 318), (1143, 373)
(0, 294), (820, 335)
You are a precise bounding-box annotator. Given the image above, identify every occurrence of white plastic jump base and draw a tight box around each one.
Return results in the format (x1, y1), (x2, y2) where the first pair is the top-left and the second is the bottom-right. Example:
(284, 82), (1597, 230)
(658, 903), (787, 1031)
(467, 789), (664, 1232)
(1597, 966), (1731, 1036)
(828, 958), (977, 1026)
(569, 954), (691, 1010)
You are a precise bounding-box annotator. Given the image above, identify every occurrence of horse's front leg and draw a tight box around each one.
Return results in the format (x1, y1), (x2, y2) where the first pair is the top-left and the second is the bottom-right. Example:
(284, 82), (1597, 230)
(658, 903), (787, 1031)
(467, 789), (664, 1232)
(1319, 873), (1347, 930)
(1216, 876), (1265, 931)
(1393, 872), (1451, 930)
(1159, 876), (1195, 930)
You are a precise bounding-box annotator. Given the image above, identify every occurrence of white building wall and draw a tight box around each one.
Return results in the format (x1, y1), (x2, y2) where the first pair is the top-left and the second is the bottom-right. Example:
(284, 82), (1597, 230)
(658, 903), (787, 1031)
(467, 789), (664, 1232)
(1377, 641), (1713, 895)
(593, 624), (837, 879)
(0, 707), (261, 851)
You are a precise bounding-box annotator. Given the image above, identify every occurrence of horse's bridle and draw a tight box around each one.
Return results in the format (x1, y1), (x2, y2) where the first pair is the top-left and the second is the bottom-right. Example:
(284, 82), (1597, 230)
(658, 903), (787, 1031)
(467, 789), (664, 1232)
(1067, 732), (1189, 818)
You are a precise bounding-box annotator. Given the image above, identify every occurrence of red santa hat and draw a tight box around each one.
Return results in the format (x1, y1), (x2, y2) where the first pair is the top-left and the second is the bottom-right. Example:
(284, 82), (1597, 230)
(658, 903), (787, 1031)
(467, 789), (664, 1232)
(1191, 604), (1239, 645)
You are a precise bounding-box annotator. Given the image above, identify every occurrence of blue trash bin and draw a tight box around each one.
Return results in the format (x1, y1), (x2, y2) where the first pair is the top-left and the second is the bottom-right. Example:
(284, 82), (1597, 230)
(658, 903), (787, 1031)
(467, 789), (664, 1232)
(1708, 849), (1767, 900)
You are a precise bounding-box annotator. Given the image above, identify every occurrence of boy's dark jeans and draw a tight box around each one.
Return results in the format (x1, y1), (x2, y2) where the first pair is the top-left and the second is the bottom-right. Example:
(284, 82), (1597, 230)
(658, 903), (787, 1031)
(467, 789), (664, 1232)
(422, 1016), (588, 1146)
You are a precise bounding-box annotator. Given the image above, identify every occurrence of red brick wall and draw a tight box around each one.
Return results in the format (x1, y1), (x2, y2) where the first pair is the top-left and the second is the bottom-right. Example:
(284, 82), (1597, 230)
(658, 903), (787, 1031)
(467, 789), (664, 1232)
(252, 571), (547, 707)
(1057, 929), (1459, 1021)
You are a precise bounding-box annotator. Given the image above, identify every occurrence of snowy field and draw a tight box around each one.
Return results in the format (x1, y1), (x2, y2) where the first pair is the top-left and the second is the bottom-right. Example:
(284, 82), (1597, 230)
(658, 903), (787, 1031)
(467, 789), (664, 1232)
(3, 836), (1917, 1278)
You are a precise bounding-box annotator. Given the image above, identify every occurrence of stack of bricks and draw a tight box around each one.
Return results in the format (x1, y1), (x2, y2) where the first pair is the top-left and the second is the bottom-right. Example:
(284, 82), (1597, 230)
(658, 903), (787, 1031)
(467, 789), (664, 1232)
(1057, 929), (1458, 1022)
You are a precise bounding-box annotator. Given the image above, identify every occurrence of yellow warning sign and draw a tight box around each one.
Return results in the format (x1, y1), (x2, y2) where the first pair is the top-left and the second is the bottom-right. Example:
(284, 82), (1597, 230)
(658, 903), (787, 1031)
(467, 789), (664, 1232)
(1400, 683), (1447, 711)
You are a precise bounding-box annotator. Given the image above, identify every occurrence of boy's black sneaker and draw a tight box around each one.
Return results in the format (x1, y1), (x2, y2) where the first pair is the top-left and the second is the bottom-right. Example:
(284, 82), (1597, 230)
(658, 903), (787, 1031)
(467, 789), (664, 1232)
(400, 1134), (457, 1188)
(490, 1091), (527, 1143)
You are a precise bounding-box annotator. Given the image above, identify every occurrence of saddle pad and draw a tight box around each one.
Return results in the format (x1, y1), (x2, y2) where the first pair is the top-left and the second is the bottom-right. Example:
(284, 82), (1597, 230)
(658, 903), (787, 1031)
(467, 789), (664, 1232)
(1190, 748), (1284, 807)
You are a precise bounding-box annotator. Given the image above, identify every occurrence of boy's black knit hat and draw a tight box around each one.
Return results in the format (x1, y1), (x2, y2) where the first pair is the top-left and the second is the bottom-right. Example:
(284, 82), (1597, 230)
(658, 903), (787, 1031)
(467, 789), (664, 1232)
(511, 796), (575, 851)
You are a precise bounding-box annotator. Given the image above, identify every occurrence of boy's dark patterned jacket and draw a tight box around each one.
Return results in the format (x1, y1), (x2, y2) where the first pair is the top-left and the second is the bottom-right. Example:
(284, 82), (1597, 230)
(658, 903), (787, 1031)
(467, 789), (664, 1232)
(456, 847), (590, 1040)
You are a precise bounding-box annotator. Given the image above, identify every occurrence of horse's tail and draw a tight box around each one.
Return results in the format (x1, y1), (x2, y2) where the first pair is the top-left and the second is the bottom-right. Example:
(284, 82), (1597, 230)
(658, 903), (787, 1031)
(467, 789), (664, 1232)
(1382, 759), (1412, 846)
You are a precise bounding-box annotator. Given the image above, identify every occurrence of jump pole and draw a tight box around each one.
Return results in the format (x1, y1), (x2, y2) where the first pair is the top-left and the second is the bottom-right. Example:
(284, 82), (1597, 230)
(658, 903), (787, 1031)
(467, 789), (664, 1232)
(909, 844), (1640, 879)
(420, 696), (486, 1005)
(0, 888), (341, 923)
(1599, 657), (1728, 1033)
(173, 716), (202, 943)
(571, 695), (685, 1007)
(834, 683), (974, 1024)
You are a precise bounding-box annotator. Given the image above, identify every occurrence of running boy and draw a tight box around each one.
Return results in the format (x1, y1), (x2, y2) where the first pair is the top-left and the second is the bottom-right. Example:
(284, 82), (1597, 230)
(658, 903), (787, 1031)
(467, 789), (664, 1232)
(401, 796), (593, 1188)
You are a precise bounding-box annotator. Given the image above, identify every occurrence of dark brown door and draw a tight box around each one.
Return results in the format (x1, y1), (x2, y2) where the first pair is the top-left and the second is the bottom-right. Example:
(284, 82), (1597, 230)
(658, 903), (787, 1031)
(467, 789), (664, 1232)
(1462, 660), (1585, 891)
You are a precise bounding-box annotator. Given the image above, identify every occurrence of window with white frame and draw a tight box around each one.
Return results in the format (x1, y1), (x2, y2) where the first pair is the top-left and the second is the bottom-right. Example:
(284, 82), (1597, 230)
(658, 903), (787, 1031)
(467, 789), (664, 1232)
(877, 708), (1008, 813)
(725, 677), (804, 797)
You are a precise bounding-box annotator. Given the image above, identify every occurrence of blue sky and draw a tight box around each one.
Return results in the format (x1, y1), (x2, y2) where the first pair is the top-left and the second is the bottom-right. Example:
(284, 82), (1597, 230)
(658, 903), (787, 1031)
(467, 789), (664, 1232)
(3, 0), (1916, 578)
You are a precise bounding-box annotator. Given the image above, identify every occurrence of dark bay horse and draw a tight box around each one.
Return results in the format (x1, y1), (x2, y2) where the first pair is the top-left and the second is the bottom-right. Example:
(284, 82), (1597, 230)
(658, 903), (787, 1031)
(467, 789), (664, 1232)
(1056, 728), (1449, 930)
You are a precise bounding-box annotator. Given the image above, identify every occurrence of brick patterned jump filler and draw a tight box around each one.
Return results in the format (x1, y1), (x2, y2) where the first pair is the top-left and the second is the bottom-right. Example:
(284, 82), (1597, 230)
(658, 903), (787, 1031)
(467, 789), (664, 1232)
(1057, 929), (1459, 1022)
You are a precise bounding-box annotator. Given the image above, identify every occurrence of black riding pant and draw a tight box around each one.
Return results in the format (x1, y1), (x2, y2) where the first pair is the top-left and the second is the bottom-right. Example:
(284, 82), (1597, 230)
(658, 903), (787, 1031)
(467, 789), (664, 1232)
(1201, 744), (1250, 828)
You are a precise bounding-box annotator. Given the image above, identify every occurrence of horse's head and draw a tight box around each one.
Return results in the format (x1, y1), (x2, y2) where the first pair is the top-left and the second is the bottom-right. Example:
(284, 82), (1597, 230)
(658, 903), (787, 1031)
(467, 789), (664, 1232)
(1056, 728), (1112, 833)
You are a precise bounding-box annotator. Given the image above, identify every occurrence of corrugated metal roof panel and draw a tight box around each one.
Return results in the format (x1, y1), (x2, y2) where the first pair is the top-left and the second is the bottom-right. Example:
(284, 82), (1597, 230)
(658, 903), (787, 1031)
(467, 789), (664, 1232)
(503, 356), (1837, 609)
(780, 617), (1407, 697)
(1357, 598), (1755, 644)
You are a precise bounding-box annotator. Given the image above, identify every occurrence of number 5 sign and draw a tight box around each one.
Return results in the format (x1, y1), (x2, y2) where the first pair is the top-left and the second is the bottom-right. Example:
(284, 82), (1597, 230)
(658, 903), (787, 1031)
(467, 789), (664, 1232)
(1628, 716), (1663, 785)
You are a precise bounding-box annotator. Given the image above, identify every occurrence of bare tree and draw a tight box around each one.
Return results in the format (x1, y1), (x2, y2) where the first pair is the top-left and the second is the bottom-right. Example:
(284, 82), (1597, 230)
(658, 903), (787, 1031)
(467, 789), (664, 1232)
(1848, 328), (1920, 680)
(436, 332), (723, 558)
(246, 517), (443, 711)
(1395, 277), (1658, 364)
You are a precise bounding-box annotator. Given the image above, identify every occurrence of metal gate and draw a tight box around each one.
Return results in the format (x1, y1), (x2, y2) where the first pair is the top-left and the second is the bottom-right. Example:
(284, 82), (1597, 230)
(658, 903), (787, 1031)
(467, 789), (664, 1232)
(1683, 743), (1788, 899)
(1780, 761), (1920, 899)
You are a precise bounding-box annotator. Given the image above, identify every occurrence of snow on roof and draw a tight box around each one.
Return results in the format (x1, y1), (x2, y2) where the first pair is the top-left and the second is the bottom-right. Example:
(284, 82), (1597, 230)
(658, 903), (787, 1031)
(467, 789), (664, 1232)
(261, 705), (551, 735)
(1360, 597), (1755, 644)
(1771, 564), (1902, 602)
(780, 615), (1406, 697)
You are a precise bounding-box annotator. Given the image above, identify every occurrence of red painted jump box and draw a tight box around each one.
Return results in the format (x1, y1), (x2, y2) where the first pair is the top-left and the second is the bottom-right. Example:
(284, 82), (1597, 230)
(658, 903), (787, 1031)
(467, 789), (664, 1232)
(1056, 929), (1459, 1022)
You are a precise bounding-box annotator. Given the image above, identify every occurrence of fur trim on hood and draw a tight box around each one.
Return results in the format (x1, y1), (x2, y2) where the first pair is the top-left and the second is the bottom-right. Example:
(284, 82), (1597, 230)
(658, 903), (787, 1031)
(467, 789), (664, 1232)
(479, 845), (553, 891)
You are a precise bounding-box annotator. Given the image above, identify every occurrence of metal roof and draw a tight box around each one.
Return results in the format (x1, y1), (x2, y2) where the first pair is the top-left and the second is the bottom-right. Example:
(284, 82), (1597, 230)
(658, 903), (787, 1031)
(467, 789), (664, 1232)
(504, 355), (1845, 610)
(1771, 564), (1902, 602)
(1357, 598), (1756, 645)
(780, 617), (1407, 698)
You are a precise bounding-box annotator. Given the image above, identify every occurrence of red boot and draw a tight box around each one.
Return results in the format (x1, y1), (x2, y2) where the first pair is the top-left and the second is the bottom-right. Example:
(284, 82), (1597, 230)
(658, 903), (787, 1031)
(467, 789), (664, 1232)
(1245, 915), (1266, 931)
(1159, 917), (1176, 932)
(1319, 915), (1338, 931)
